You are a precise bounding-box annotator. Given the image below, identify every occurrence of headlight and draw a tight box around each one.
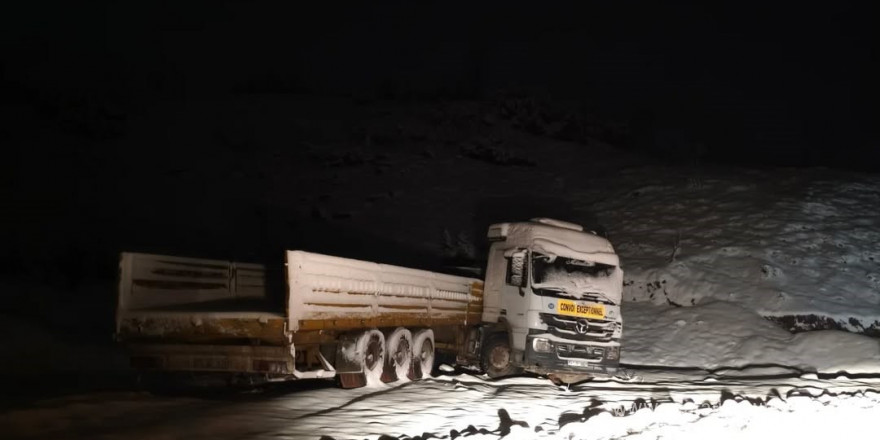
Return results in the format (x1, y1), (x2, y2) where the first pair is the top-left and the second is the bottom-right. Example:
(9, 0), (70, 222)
(532, 337), (553, 353)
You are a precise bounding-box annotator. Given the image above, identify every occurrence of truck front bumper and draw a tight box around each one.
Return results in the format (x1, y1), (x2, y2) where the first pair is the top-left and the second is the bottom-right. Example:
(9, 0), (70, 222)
(523, 333), (620, 376)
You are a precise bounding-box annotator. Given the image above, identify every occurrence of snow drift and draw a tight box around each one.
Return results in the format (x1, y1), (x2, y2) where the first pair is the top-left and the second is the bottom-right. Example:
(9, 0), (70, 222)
(622, 301), (880, 374)
(596, 167), (880, 335)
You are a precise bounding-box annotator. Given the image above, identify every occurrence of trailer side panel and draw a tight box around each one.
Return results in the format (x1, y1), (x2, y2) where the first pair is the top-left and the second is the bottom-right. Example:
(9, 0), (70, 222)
(116, 252), (286, 345)
(286, 250), (483, 332)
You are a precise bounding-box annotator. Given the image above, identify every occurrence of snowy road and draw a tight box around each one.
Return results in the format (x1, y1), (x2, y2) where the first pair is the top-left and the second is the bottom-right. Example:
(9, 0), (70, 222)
(3, 369), (879, 440)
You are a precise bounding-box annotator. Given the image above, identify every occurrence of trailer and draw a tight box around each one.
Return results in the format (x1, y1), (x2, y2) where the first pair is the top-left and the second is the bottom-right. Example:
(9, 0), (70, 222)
(116, 218), (623, 387)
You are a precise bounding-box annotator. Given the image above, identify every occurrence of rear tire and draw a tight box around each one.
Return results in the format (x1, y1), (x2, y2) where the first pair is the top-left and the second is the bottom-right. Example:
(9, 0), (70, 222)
(481, 334), (517, 378)
(385, 328), (414, 382)
(411, 329), (435, 379)
(355, 329), (386, 386)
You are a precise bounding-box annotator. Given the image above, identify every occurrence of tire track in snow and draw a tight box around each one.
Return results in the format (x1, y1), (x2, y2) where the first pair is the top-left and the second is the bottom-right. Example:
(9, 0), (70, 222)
(286, 381), (420, 421)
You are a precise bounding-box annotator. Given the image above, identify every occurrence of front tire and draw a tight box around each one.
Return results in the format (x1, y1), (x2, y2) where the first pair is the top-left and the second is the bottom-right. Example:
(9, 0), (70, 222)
(481, 334), (517, 378)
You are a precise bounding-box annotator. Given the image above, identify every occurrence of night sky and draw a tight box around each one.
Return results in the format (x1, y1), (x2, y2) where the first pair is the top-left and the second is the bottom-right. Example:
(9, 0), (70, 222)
(1, 2), (877, 334)
(4, 2), (876, 163)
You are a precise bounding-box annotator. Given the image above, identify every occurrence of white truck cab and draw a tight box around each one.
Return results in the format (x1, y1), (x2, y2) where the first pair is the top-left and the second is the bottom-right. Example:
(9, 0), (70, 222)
(478, 218), (623, 381)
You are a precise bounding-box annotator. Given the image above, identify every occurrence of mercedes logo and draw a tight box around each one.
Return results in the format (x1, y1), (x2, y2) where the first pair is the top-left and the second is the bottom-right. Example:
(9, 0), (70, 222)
(575, 319), (589, 334)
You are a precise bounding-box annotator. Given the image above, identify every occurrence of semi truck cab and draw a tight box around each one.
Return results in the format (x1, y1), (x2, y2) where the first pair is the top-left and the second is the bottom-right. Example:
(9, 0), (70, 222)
(478, 218), (623, 382)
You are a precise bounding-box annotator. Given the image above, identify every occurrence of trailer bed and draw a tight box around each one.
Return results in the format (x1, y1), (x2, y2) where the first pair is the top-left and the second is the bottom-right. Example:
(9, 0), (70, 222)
(116, 253), (287, 345)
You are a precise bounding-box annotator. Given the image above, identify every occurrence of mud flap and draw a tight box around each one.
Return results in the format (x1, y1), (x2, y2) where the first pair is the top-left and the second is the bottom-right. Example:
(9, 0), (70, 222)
(338, 372), (366, 389)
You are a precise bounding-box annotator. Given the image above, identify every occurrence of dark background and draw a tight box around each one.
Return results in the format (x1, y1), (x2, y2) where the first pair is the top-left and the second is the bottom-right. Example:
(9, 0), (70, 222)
(1, 1), (877, 338)
(3, 1), (876, 163)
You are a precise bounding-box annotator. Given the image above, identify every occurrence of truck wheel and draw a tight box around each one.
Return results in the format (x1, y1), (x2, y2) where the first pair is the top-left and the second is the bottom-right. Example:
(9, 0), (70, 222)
(481, 334), (516, 378)
(356, 329), (386, 386)
(385, 328), (413, 382)
(411, 329), (435, 380)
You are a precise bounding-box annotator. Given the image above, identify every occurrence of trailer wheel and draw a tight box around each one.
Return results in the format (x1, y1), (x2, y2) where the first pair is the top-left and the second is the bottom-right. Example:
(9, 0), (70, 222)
(481, 333), (516, 378)
(356, 329), (386, 386)
(385, 328), (413, 382)
(411, 329), (435, 379)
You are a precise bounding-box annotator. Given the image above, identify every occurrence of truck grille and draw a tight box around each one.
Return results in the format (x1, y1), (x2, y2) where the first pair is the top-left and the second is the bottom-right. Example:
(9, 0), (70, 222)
(539, 313), (617, 342)
(556, 344), (604, 360)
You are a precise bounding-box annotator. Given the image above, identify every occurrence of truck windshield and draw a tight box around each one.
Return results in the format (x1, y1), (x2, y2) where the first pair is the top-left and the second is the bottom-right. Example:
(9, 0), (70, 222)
(531, 252), (618, 303)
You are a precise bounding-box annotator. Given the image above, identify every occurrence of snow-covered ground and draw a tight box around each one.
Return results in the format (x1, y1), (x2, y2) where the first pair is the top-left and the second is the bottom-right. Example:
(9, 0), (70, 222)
(596, 167), (880, 333)
(2, 370), (880, 440)
(4, 97), (880, 438)
(3, 299), (878, 439)
(623, 301), (880, 374)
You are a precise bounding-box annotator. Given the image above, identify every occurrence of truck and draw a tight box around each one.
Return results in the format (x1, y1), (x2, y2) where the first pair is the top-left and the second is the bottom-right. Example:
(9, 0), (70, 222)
(116, 218), (623, 387)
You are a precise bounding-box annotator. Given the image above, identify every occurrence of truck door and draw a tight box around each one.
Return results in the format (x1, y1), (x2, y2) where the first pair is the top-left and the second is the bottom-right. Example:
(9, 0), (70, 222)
(499, 248), (530, 352)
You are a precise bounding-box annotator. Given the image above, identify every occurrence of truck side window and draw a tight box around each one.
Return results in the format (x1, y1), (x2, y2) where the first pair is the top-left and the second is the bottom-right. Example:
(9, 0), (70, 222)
(506, 250), (528, 287)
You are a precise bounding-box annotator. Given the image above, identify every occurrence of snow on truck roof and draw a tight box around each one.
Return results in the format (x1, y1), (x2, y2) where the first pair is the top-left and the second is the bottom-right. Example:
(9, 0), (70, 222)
(488, 218), (618, 265)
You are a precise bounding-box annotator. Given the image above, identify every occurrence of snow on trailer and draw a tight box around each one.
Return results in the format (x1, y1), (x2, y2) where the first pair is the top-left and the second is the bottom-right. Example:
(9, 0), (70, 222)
(115, 252), (286, 346)
(284, 251), (484, 387)
(115, 253), (293, 376)
(286, 250), (484, 332)
(115, 250), (484, 386)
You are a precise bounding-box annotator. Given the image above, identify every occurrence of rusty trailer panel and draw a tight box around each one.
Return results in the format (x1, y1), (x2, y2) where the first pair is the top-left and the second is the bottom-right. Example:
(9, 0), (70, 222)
(117, 313), (288, 345)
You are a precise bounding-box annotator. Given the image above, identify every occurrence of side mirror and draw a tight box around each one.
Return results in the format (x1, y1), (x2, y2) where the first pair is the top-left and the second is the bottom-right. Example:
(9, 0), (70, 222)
(507, 250), (527, 287)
